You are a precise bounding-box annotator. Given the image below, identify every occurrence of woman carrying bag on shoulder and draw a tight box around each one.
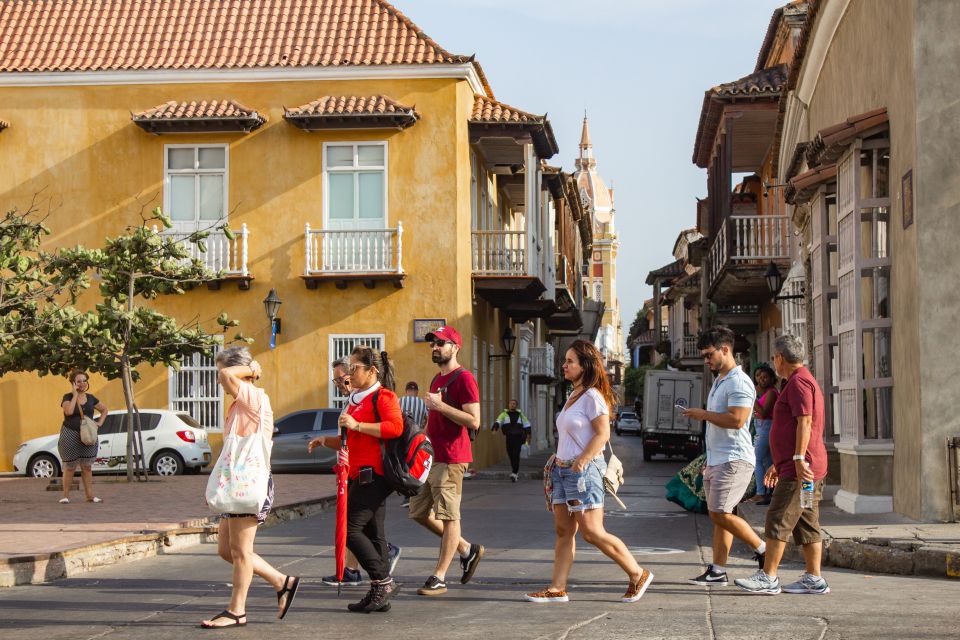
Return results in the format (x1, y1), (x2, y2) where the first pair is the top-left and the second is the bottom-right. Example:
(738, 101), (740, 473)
(58, 369), (107, 504)
(310, 346), (404, 613)
(526, 339), (653, 604)
(201, 346), (300, 629)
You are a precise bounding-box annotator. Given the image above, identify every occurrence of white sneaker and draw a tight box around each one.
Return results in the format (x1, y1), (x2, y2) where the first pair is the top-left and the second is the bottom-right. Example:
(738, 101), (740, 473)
(510, 473), (518, 482)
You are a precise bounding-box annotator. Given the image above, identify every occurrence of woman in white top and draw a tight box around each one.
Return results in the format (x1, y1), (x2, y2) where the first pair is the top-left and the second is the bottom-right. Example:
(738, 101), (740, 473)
(525, 340), (653, 604)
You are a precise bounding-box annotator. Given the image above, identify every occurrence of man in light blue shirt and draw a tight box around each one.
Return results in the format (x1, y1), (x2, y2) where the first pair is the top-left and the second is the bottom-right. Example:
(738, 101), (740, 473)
(682, 326), (766, 588)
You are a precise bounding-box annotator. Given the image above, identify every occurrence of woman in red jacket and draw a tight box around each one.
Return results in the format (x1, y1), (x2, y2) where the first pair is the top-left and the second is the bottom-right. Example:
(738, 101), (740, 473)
(314, 346), (404, 613)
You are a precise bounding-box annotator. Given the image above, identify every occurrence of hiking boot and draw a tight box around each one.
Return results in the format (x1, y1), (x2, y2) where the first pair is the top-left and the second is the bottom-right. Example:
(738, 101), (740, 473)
(688, 567), (728, 586)
(387, 543), (402, 575)
(782, 572), (831, 595)
(323, 567), (362, 586)
(734, 570), (782, 594)
(460, 543), (484, 584)
(362, 578), (397, 612)
(417, 575), (447, 596)
(622, 569), (654, 603)
(753, 550), (766, 571)
(524, 588), (569, 603)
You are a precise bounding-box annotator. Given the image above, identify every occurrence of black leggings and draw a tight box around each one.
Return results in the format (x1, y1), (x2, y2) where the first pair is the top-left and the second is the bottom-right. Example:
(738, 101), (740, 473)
(346, 474), (394, 581)
(505, 433), (526, 474)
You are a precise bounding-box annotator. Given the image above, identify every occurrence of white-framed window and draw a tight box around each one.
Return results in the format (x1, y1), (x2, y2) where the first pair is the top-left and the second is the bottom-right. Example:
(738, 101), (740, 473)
(169, 343), (224, 431)
(329, 334), (385, 408)
(164, 144), (228, 232)
(323, 142), (387, 230)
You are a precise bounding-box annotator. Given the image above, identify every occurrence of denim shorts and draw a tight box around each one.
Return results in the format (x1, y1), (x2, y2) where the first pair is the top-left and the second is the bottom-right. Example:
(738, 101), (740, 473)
(551, 457), (607, 513)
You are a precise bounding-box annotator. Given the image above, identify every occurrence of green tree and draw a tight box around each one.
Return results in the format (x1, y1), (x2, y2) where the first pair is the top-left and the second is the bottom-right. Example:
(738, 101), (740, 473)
(0, 204), (245, 481)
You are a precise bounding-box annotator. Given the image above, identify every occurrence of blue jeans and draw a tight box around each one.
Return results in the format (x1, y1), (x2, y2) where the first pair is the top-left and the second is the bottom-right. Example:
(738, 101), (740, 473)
(551, 457), (607, 512)
(753, 420), (773, 495)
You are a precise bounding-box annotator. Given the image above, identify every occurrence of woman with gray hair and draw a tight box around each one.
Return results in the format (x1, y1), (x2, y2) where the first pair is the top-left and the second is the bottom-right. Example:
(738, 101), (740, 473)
(201, 346), (300, 628)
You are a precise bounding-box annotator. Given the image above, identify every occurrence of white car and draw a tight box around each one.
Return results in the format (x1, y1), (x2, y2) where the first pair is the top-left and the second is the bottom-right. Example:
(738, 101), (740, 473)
(12, 409), (212, 478)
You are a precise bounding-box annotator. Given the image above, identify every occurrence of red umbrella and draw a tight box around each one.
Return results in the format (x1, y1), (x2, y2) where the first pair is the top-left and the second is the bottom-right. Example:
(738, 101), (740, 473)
(334, 427), (349, 595)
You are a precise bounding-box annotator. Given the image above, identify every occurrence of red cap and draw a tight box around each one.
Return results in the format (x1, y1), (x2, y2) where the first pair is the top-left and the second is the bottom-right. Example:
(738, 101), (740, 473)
(425, 325), (462, 348)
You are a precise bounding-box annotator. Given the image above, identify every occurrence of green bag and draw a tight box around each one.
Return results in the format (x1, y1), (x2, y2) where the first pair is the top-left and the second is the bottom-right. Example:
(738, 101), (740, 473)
(665, 453), (708, 514)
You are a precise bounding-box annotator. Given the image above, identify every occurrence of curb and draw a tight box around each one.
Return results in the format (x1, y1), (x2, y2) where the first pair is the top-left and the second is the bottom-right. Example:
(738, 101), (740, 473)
(469, 470), (544, 481)
(739, 503), (960, 580)
(0, 493), (337, 588)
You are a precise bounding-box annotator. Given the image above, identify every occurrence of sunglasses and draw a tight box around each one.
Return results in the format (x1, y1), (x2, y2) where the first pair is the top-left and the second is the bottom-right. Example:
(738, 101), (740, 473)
(332, 375), (349, 385)
(348, 363), (369, 374)
(430, 340), (452, 348)
(701, 349), (718, 361)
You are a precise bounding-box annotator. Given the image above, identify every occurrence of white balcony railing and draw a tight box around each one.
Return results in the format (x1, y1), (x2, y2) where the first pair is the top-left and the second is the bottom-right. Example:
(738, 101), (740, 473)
(707, 215), (789, 288)
(528, 344), (556, 379)
(304, 223), (403, 275)
(682, 335), (699, 358)
(472, 230), (526, 276)
(161, 224), (249, 277)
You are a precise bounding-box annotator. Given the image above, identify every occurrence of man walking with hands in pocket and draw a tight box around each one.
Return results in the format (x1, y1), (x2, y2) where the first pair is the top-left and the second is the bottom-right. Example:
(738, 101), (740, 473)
(408, 326), (485, 596)
(736, 334), (830, 595)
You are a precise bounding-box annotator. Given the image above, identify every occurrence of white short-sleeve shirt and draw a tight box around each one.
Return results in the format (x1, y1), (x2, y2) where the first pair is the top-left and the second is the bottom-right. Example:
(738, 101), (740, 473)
(556, 388), (609, 460)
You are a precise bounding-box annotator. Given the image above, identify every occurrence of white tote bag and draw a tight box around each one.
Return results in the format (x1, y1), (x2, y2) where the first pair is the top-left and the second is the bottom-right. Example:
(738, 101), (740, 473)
(206, 389), (271, 515)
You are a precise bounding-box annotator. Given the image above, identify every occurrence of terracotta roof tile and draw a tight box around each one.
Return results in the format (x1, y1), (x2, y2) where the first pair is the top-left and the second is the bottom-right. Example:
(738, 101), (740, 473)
(0, 0), (471, 72)
(645, 258), (685, 286)
(132, 99), (262, 120)
(693, 64), (788, 168)
(285, 94), (415, 117)
(131, 99), (266, 133)
(805, 107), (888, 166)
(786, 163), (837, 205)
(470, 94), (541, 124)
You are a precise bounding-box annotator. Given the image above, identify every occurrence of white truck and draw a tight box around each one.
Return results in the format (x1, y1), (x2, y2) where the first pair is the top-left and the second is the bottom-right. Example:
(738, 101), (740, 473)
(641, 369), (704, 462)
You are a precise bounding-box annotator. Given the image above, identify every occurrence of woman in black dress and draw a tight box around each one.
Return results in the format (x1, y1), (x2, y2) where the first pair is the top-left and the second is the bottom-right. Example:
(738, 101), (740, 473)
(58, 369), (107, 503)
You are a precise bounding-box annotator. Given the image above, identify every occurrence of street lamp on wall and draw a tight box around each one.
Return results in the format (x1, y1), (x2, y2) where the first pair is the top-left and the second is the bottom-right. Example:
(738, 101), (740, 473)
(765, 262), (805, 301)
(263, 288), (282, 349)
(488, 326), (517, 361)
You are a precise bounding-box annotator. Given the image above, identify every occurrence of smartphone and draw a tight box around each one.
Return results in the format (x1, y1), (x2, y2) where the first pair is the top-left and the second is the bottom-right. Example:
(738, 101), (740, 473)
(675, 403), (688, 411)
(358, 466), (374, 485)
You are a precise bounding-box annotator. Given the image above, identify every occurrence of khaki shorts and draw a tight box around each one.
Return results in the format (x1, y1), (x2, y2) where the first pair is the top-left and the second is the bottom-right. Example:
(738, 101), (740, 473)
(765, 478), (824, 545)
(703, 460), (755, 514)
(407, 462), (466, 522)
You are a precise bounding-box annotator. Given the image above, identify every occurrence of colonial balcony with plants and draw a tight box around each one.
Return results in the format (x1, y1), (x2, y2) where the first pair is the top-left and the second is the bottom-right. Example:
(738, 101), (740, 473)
(160, 224), (252, 290)
(469, 95), (559, 322)
(301, 222), (404, 289)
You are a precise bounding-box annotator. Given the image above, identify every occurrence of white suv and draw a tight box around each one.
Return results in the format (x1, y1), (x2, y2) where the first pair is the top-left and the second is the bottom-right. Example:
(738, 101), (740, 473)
(12, 409), (212, 478)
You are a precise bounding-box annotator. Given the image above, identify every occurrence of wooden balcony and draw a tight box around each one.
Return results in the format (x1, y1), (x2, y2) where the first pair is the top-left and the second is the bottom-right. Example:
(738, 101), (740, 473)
(472, 230), (551, 320)
(528, 345), (557, 384)
(302, 223), (405, 289)
(707, 214), (790, 304)
(163, 224), (252, 290)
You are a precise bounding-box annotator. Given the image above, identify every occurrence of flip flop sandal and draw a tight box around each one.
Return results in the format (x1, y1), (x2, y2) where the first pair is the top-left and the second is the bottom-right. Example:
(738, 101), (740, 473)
(277, 575), (301, 620)
(200, 610), (246, 629)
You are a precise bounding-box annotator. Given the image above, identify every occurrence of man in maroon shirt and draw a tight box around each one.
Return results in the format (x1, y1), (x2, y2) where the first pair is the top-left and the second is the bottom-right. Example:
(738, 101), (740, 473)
(407, 325), (485, 596)
(736, 334), (831, 595)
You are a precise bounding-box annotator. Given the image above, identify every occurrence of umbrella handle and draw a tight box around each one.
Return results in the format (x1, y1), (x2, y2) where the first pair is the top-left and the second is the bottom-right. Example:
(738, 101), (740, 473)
(340, 426), (348, 449)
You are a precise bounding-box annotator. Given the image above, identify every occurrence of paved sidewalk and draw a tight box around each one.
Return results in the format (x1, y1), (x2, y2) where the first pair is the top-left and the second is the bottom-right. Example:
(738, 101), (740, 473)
(740, 485), (960, 578)
(0, 474), (336, 586)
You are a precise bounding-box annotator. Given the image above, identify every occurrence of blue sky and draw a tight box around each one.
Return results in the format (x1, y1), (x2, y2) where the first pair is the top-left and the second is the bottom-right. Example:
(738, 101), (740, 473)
(401, 0), (785, 341)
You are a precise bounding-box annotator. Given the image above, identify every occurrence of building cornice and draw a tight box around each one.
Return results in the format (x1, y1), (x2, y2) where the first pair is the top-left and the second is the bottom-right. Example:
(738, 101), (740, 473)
(0, 63), (488, 95)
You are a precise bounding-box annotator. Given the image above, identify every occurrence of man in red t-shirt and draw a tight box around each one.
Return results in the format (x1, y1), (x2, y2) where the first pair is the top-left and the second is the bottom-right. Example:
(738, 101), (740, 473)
(407, 325), (485, 596)
(735, 334), (831, 596)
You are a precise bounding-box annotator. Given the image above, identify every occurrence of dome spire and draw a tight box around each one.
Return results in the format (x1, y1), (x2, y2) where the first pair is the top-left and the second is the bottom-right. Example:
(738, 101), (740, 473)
(576, 111), (596, 171)
(580, 111), (592, 148)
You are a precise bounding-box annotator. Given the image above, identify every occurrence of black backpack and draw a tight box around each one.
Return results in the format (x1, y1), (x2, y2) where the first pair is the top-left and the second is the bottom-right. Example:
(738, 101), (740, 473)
(371, 390), (435, 497)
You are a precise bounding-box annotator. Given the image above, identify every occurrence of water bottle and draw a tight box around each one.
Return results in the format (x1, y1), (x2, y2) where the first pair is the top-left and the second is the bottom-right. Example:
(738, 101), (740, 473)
(800, 480), (815, 509)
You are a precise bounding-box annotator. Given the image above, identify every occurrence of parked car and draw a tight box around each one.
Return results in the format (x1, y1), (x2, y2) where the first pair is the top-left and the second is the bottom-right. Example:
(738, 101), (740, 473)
(12, 410), (212, 478)
(614, 410), (642, 436)
(270, 408), (342, 473)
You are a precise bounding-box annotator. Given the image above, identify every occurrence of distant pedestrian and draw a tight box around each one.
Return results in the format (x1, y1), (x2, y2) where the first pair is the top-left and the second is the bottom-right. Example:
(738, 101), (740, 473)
(311, 347), (404, 612)
(409, 325), (485, 596)
(201, 347), (299, 628)
(736, 334), (831, 595)
(312, 358), (401, 586)
(58, 369), (107, 504)
(399, 380), (429, 428)
(747, 365), (779, 505)
(492, 399), (531, 481)
(526, 339), (653, 604)
(683, 326), (766, 587)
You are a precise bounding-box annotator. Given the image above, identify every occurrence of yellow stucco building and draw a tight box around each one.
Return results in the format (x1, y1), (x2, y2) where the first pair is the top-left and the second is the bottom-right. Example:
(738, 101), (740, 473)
(0, 0), (589, 473)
